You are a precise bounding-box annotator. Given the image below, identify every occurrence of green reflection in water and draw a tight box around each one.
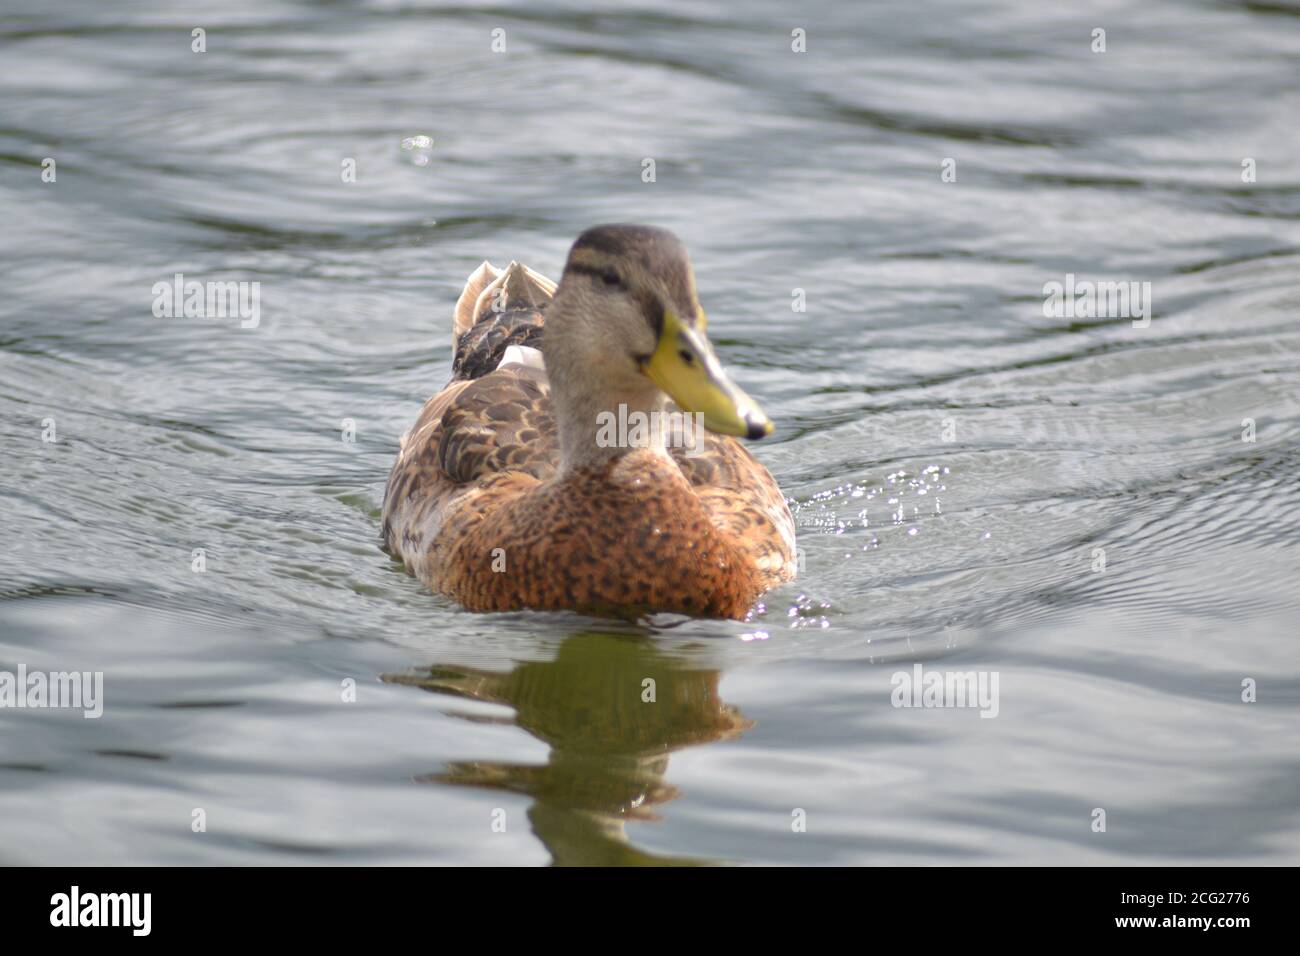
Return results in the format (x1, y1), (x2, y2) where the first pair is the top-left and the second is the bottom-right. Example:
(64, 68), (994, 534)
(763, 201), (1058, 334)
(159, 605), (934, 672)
(386, 632), (752, 866)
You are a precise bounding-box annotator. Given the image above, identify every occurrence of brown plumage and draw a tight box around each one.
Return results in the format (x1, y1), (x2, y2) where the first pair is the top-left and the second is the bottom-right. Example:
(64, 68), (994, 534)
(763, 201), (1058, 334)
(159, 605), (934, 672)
(382, 225), (796, 619)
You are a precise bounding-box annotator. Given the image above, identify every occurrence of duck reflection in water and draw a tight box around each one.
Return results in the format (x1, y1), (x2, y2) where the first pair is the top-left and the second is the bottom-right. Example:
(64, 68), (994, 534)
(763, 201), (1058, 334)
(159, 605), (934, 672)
(383, 631), (751, 866)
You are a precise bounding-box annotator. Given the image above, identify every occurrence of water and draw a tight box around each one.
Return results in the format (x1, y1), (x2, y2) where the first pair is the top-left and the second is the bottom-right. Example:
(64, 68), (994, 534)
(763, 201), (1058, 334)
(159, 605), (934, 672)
(2, 0), (1299, 865)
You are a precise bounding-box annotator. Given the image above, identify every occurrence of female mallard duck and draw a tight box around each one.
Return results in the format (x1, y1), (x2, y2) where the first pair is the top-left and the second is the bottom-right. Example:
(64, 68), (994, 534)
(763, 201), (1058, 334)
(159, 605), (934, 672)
(382, 224), (796, 619)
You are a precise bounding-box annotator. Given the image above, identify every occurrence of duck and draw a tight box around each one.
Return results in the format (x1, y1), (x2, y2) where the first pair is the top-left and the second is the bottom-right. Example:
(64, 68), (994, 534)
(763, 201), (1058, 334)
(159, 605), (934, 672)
(381, 224), (796, 619)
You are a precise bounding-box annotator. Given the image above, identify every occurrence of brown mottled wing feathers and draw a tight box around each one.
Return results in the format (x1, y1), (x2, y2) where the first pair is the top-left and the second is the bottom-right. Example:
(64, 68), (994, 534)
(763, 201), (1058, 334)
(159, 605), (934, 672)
(669, 431), (797, 585)
(452, 303), (546, 381)
(437, 366), (558, 484)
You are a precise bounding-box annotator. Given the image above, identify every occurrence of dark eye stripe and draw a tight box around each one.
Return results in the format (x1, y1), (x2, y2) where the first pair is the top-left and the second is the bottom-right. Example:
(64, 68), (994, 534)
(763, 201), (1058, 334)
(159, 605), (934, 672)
(564, 263), (665, 336)
(566, 263), (624, 288)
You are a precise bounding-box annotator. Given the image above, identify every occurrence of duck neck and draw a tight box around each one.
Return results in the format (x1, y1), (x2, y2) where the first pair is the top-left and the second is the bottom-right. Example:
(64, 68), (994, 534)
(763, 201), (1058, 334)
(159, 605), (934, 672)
(552, 375), (671, 473)
(542, 290), (674, 473)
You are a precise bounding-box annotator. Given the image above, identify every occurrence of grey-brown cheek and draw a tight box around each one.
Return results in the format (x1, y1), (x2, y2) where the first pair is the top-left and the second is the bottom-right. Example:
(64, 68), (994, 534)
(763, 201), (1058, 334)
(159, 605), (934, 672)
(635, 293), (664, 339)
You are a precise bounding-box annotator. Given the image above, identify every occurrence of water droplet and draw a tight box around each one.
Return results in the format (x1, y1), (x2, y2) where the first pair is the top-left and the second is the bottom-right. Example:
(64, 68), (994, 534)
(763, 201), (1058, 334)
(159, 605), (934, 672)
(401, 135), (435, 166)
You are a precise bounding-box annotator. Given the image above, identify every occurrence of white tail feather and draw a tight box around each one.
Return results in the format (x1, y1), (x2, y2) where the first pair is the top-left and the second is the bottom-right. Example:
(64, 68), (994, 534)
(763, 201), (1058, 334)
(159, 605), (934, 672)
(452, 260), (558, 356)
(453, 261), (501, 349)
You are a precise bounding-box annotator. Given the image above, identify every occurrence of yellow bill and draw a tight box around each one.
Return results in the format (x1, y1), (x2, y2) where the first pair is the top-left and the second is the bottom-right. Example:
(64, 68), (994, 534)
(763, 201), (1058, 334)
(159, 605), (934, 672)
(641, 309), (773, 440)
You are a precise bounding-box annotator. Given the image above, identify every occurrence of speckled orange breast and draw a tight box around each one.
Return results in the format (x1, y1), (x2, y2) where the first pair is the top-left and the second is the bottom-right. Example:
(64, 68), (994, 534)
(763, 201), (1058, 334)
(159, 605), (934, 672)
(429, 452), (767, 619)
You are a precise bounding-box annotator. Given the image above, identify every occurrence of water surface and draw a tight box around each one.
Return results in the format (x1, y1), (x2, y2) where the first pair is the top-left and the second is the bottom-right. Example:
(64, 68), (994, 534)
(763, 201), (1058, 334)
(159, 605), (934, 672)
(2, 0), (1299, 864)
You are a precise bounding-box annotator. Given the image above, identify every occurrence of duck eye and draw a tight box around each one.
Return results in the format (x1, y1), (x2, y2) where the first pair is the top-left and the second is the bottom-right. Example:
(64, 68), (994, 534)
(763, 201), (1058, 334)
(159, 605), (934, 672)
(601, 270), (622, 287)
(678, 349), (694, 365)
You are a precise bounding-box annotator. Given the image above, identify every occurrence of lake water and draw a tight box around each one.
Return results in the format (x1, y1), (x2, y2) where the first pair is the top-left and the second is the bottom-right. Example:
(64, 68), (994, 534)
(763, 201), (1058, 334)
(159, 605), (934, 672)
(2, 0), (1298, 865)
